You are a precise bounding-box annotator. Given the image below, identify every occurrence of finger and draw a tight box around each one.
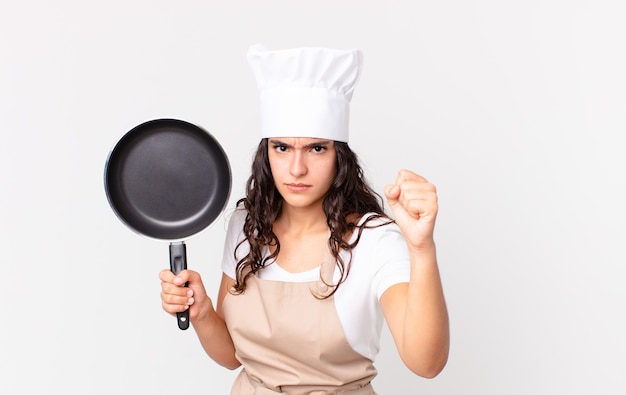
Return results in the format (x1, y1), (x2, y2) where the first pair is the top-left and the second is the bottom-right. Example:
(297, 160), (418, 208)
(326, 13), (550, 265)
(384, 184), (400, 201)
(161, 280), (194, 296)
(172, 269), (191, 286)
(159, 268), (189, 287)
(161, 286), (195, 315)
(404, 195), (438, 220)
(159, 269), (175, 282)
(161, 288), (194, 305)
(398, 180), (437, 199)
(395, 169), (428, 185)
(162, 300), (191, 315)
(396, 180), (437, 211)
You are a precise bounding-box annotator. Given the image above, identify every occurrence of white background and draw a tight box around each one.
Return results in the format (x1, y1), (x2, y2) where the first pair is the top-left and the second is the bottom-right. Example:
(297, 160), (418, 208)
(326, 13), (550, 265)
(2, 1), (625, 394)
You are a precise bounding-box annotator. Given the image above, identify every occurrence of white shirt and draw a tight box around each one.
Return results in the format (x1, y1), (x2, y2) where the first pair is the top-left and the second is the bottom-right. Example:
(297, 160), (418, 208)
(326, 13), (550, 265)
(221, 209), (410, 360)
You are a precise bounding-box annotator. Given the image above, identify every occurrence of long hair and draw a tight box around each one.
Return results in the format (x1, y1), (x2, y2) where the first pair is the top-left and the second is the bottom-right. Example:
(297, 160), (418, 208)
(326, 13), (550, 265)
(233, 138), (392, 297)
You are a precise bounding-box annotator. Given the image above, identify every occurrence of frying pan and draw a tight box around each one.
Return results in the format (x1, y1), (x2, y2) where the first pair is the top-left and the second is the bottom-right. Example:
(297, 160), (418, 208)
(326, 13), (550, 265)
(104, 118), (231, 330)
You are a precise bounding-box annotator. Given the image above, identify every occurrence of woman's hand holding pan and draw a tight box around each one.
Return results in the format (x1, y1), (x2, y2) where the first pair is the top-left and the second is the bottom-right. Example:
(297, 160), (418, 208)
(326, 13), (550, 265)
(159, 269), (212, 323)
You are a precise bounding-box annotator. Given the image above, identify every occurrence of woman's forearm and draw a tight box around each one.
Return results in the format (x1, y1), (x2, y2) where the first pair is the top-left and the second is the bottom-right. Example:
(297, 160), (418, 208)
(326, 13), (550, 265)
(402, 243), (449, 377)
(192, 306), (241, 369)
(382, 243), (449, 378)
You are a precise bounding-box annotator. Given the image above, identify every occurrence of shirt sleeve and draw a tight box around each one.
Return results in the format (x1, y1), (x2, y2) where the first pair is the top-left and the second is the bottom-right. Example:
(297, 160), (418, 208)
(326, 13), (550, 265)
(369, 222), (411, 300)
(220, 208), (248, 279)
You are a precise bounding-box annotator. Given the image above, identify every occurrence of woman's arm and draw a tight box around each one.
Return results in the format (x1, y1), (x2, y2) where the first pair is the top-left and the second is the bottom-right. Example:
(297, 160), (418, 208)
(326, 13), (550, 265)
(380, 245), (449, 378)
(381, 169), (450, 378)
(160, 270), (240, 369)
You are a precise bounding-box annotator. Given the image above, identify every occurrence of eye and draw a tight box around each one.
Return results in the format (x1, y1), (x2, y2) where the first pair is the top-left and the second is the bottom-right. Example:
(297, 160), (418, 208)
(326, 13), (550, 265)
(272, 144), (288, 152)
(311, 145), (327, 153)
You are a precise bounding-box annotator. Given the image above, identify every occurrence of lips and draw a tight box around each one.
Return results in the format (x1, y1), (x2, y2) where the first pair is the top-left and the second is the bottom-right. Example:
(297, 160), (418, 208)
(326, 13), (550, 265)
(285, 183), (311, 192)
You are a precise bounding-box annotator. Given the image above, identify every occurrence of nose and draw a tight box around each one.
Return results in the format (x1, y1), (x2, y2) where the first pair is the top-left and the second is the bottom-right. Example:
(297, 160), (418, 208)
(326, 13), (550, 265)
(289, 150), (307, 177)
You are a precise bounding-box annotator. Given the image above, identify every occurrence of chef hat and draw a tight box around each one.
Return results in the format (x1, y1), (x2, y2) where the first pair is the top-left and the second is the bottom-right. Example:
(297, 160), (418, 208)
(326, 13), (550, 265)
(247, 43), (363, 143)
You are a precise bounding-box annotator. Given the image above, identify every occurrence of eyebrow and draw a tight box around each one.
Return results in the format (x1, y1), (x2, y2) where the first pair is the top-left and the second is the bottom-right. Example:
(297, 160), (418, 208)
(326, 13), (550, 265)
(269, 139), (332, 149)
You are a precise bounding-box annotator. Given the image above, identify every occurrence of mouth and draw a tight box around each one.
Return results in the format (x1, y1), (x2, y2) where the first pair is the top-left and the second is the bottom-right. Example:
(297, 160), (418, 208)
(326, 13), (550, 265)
(285, 183), (312, 192)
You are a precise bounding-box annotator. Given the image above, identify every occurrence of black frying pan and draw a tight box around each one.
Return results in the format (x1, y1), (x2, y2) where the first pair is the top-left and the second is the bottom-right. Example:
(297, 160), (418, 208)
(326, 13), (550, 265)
(104, 118), (231, 330)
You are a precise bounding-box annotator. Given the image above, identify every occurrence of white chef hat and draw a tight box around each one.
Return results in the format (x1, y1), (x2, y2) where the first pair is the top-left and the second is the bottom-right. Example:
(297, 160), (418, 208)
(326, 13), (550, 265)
(247, 43), (363, 143)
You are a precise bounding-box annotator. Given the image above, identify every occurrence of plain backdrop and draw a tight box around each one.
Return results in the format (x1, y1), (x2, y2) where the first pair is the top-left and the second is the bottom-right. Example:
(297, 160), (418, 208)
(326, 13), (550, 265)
(2, 1), (625, 394)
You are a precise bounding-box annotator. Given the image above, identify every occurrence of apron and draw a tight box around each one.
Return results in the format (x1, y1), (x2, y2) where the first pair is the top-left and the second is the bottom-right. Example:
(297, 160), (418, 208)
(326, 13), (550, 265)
(222, 248), (378, 395)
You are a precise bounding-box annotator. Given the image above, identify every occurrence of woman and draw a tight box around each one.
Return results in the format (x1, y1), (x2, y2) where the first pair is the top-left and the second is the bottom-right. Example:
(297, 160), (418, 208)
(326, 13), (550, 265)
(160, 44), (449, 394)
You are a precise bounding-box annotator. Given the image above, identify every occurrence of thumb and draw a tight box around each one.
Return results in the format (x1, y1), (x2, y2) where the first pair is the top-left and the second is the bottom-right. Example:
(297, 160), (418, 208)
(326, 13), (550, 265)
(384, 184), (400, 205)
(173, 269), (195, 286)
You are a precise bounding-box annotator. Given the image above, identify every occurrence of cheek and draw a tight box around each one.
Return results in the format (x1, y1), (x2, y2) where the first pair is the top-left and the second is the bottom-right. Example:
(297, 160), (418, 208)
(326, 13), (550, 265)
(320, 158), (337, 184)
(268, 154), (281, 175)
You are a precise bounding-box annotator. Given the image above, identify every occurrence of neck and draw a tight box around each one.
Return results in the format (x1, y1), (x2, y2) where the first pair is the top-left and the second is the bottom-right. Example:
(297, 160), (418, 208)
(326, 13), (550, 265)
(275, 204), (328, 236)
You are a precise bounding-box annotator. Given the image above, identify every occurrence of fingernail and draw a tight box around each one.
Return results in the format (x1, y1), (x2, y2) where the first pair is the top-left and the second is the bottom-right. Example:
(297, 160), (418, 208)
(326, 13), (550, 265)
(174, 277), (183, 285)
(188, 298), (194, 304)
(187, 289), (194, 297)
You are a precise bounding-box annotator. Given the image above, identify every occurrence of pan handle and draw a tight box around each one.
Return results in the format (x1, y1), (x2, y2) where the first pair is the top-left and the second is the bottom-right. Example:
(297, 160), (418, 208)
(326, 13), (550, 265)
(169, 242), (190, 330)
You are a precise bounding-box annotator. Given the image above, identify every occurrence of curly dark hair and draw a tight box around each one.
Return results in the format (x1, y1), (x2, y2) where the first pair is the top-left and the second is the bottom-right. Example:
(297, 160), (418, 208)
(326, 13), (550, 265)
(233, 138), (392, 297)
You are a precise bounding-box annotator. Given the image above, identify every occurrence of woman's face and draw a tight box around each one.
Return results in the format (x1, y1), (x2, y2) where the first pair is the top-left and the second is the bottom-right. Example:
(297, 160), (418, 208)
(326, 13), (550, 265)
(267, 137), (336, 210)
